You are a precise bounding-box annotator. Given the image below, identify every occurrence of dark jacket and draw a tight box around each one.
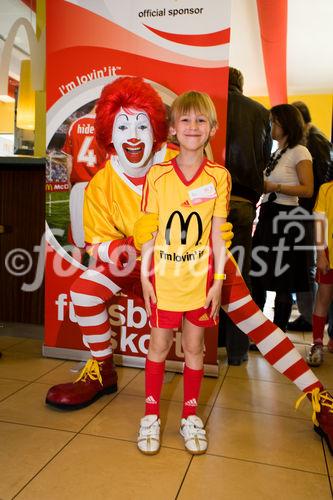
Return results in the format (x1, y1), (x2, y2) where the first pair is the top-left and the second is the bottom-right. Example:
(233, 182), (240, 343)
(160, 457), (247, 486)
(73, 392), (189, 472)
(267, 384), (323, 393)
(300, 125), (332, 211)
(226, 86), (272, 205)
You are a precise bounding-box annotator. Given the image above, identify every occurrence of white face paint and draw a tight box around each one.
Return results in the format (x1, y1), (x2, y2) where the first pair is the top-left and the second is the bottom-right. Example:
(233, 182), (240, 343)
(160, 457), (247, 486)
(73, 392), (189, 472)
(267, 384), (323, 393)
(112, 108), (154, 172)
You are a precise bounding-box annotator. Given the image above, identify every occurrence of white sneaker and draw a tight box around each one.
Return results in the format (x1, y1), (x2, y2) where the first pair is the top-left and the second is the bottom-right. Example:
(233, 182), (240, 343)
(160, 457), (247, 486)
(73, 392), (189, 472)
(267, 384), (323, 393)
(180, 415), (207, 455)
(137, 414), (161, 455)
(307, 344), (324, 367)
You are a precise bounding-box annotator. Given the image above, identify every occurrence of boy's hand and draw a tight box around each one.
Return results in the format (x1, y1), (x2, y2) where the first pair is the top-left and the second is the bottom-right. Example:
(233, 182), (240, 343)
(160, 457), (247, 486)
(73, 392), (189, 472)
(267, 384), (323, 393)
(220, 222), (233, 249)
(204, 281), (223, 320)
(133, 213), (159, 251)
(141, 278), (156, 316)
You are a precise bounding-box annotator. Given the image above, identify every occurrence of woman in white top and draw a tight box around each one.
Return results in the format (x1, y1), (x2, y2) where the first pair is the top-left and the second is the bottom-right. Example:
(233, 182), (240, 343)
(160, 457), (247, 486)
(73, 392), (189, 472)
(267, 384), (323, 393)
(251, 104), (313, 331)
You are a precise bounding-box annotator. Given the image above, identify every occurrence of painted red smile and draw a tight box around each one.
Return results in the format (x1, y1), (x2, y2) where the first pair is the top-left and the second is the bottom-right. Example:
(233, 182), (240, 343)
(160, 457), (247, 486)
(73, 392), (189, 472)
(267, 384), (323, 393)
(122, 141), (145, 163)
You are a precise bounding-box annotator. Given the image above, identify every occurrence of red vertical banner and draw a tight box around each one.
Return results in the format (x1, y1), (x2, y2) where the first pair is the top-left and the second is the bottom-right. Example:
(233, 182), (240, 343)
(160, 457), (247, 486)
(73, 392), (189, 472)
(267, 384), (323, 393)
(45, 0), (231, 375)
(256, 0), (288, 105)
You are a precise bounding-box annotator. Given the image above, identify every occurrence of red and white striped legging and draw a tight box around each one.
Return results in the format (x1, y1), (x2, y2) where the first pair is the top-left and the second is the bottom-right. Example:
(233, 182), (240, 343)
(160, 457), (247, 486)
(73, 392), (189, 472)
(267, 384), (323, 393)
(70, 253), (321, 394)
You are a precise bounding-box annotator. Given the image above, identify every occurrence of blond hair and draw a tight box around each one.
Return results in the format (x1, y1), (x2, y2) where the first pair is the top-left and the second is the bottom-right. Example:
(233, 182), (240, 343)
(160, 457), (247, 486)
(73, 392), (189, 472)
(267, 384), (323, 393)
(170, 91), (218, 128)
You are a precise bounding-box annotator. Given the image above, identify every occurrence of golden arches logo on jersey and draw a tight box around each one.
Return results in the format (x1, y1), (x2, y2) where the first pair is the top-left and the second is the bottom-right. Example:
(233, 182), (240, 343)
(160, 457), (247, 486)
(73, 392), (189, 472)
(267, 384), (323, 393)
(165, 210), (203, 245)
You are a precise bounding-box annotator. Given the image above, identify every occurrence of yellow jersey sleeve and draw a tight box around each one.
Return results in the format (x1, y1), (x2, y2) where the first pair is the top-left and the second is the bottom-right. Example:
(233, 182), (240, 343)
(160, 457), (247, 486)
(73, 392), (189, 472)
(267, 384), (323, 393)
(141, 168), (159, 214)
(313, 184), (326, 214)
(213, 168), (231, 218)
(84, 178), (123, 244)
(313, 182), (333, 268)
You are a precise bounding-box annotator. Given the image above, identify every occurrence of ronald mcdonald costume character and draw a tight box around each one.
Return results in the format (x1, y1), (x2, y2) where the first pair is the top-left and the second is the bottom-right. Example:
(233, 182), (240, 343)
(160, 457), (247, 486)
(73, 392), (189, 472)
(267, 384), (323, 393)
(45, 77), (333, 454)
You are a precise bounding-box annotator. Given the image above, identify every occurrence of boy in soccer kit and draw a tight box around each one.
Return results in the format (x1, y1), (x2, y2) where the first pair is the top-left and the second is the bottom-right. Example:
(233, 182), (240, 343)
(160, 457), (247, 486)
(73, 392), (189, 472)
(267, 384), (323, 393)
(307, 179), (333, 367)
(138, 91), (229, 454)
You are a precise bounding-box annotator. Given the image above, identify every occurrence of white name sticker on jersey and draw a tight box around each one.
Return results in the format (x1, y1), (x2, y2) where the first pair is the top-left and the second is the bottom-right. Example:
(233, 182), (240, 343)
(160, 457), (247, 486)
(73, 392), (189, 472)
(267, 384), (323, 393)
(188, 183), (217, 205)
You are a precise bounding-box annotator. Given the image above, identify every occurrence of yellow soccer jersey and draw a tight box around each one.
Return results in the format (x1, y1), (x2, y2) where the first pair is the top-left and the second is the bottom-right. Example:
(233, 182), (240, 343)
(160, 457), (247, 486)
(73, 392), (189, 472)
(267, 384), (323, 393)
(84, 144), (179, 244)
(314, 181), (333, 268)
(141, 157), (231, 311)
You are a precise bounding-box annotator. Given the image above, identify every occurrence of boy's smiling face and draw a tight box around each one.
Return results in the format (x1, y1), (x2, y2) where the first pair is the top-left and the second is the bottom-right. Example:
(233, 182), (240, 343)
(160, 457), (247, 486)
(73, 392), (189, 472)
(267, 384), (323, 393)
(169, 109), (216, 152)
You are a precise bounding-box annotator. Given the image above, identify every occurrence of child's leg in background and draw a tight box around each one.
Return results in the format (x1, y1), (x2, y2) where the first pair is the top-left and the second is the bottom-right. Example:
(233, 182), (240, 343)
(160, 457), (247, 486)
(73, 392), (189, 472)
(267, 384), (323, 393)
(327, 303), (333, 351)
(312, 283), (333, 345)
(181, 320), (205, 418)
(145, 328), (173, 416)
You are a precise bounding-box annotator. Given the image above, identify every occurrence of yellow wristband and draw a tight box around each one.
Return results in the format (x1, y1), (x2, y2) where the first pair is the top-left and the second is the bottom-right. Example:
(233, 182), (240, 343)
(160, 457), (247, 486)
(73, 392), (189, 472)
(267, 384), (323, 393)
(214, 273), (226, 281)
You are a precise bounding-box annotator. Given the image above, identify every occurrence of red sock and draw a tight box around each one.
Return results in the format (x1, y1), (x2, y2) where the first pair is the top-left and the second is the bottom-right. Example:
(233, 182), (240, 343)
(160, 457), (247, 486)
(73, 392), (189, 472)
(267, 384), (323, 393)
(145, 358), (165, 416)
(312, 314), (327, 345)
(182, 365), (204, 418)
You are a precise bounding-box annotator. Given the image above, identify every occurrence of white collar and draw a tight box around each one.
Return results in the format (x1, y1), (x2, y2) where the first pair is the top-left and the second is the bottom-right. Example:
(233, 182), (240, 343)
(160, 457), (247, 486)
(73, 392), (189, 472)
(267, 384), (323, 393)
(110, 156), (143, 195)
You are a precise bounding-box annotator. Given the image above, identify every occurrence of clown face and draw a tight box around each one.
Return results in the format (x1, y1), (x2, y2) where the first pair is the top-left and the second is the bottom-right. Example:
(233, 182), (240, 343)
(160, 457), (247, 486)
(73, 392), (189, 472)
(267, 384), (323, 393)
(112, 108), (154, 174)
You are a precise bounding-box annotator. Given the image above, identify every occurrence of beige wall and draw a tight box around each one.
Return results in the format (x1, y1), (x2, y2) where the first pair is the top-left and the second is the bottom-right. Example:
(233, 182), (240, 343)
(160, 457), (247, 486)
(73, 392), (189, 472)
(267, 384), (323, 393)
(0, 102), (15, 133)
(252, 94), (332, 140)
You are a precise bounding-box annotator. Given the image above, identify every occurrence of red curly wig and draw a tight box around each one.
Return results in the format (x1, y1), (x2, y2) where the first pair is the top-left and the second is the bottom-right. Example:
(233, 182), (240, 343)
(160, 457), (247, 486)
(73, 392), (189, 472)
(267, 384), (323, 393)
(95, 76), (168, 154)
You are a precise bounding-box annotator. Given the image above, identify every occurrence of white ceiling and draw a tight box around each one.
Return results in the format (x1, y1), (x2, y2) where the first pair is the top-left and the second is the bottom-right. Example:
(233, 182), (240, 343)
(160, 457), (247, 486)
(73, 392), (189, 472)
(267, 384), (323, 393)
(0, 0), (332, 96)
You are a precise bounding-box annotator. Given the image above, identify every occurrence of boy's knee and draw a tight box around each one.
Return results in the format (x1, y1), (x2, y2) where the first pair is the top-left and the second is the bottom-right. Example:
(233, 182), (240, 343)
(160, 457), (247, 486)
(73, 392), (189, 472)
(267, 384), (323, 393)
(150, 335), (173, 355)
(182, 339), (204, 357)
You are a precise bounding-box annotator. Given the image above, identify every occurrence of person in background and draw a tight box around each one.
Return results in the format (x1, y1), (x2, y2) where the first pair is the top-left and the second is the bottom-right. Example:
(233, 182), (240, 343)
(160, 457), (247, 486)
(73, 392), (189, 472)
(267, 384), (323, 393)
(251, 104), (313, 332)
(287, 101), (332, 332)
(62, 104), (108, 249)
(306, 174), (333, 366)
(138, 90), (229, 455)
(326, 164), (333, 350)
(62, 104), (107, 186)
(219, 67), (272, 365)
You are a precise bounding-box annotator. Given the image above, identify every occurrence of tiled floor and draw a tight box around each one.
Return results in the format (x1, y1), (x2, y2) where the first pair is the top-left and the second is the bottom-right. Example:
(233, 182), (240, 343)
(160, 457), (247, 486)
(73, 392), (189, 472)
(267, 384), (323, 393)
(0, 321), (333, 500)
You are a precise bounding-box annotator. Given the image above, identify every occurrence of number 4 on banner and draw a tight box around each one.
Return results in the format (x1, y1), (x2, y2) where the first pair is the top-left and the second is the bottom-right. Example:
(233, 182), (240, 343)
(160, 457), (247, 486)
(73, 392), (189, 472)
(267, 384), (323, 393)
(77, 136), (97, 167)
